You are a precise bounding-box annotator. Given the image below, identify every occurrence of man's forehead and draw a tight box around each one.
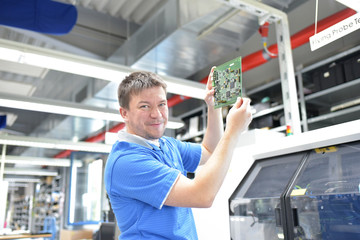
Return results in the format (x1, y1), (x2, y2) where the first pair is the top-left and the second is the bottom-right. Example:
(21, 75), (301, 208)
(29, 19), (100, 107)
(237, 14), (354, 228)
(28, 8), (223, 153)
(130, 87), (167, 102)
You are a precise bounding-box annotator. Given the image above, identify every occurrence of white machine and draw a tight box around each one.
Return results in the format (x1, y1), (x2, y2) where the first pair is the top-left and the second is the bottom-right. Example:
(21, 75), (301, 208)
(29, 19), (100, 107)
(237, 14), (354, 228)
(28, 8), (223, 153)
(193, 119), (360, 240)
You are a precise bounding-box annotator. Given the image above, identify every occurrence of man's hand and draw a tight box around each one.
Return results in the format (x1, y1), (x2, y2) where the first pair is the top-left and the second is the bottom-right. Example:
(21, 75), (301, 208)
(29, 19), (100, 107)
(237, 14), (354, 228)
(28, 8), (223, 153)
(204, 66), (216, 109)
(225, 97), (252, 136)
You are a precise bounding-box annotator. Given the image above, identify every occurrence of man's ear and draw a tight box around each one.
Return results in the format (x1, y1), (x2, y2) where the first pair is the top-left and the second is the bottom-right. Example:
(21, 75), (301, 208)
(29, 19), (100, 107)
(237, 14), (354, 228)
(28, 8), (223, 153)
(119, 107), (128, 121)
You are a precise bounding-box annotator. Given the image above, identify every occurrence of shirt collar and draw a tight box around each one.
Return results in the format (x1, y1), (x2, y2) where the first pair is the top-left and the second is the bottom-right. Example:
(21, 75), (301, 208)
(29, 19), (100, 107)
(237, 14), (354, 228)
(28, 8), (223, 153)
(118, 130), (162, 150)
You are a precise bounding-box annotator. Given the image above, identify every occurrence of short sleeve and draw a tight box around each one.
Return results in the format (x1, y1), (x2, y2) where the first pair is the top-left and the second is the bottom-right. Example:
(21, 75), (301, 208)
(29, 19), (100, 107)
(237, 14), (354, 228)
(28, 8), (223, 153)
(106, 143), (180, 209)
(167, 138), (201, 173)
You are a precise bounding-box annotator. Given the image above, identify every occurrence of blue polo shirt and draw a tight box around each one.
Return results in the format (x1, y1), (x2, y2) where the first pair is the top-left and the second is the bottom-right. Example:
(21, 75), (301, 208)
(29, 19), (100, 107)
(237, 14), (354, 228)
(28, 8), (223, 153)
(104, 131), (202, 240)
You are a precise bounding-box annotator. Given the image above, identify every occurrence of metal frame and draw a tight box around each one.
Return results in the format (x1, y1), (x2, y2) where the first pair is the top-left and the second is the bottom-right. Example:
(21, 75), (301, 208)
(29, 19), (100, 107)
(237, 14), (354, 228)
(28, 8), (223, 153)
(67, 151), (108, 226)
(220, 0), (302, 134)
(296, 65), (308, 132)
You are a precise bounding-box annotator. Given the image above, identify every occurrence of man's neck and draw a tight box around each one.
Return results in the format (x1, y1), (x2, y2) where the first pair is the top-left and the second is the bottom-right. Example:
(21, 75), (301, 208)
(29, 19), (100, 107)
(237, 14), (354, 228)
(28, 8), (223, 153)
(125, 129), (160, 147)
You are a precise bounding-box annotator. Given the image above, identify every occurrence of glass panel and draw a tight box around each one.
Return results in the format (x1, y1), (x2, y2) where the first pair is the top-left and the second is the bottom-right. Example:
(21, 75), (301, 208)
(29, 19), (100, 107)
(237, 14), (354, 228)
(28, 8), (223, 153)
(229, 152), (304, 240)
(289, 141), (360, 240)
(68, 151), (107, 225)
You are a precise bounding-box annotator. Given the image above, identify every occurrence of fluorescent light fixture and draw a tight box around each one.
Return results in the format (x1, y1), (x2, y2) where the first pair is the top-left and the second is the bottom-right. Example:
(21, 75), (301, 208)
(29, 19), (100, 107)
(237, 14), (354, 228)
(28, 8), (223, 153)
(161, 75), (206, 99)
(0, 92), (121, 122)
(4, 168), (58, 176)
(8, 182), (29, 188)
(4, 155), (83, 167)
(0, 92), (184, 129)
(0, 40), (128, 83)
(4, 178), (41, 183)
(0, 134), (112, 153)
(336, 0), (360, 12)
(0, 39), (205, 99)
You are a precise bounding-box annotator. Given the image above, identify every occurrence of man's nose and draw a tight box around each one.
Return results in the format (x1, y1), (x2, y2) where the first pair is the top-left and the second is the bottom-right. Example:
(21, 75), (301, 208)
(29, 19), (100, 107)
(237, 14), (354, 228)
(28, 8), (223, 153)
(150, 107), (162, 118)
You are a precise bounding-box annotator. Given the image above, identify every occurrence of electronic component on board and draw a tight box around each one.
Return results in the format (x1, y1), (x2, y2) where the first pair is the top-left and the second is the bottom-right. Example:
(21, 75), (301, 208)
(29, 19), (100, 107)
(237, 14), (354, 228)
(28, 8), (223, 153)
(212, 56), (242, 109)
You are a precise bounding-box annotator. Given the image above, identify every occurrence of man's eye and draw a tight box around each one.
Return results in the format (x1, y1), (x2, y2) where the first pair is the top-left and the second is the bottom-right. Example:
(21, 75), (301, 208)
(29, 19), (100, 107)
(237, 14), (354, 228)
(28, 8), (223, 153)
(140, 105), (149, 109)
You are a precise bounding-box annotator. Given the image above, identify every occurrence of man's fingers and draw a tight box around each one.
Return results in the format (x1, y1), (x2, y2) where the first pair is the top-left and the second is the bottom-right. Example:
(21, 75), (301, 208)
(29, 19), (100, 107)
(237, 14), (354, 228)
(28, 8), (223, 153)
(207, 66), (216, 90)
(234, 97), (243, 109)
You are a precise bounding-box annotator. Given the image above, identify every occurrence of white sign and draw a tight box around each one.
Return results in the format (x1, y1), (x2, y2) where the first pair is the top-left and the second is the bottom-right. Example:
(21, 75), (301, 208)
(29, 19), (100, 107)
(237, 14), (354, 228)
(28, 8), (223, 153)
(309, 13), (360, 51)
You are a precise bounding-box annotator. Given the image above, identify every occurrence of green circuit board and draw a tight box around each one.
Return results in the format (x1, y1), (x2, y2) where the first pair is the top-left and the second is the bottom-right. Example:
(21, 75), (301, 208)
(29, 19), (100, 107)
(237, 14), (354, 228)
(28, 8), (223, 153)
(212, 56), (242, 109)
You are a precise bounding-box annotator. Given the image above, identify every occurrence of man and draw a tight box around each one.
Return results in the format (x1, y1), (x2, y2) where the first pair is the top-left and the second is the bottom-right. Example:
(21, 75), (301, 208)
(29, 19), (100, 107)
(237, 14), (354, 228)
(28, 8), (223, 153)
(104, 70), (252, 239)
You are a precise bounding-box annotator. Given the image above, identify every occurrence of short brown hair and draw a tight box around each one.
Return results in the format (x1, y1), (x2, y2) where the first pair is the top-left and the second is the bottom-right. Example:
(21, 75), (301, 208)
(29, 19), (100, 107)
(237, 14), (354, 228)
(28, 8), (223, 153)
(118, 71), (167, 109)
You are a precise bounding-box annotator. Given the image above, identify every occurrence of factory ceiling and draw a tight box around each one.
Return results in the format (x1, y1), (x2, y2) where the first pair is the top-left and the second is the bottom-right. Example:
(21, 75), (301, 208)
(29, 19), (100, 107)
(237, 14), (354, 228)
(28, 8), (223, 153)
(0, 0), (359, 167)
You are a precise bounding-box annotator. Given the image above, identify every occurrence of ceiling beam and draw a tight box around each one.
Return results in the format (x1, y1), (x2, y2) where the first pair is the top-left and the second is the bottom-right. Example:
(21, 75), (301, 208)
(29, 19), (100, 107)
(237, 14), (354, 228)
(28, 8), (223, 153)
(0, 134), (112, 153)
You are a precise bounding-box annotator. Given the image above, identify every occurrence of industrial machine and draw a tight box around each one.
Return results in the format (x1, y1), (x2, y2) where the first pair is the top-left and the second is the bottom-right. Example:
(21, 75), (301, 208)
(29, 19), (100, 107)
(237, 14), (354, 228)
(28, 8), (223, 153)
(229, 120), (360, 240)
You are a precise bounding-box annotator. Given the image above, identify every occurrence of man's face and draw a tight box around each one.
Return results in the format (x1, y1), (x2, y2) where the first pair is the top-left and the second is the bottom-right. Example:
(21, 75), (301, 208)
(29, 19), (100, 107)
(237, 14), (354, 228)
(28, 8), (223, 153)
(120, 86), (168, 140)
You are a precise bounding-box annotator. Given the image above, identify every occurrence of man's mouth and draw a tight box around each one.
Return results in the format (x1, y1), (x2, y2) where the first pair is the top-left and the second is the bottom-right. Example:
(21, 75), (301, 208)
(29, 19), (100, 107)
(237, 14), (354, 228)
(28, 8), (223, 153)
(149, 122), (164, 126)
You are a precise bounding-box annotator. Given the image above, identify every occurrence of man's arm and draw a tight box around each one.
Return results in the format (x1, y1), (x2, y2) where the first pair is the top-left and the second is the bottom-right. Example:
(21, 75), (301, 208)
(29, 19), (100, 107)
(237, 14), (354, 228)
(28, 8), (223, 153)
(200, 67), (224, 165)
(164, 83), (252, 208)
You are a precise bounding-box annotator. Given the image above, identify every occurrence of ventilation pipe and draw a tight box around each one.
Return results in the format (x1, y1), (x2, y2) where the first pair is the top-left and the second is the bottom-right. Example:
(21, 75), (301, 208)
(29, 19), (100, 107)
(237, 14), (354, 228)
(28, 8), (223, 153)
(54, 8), (356, 159)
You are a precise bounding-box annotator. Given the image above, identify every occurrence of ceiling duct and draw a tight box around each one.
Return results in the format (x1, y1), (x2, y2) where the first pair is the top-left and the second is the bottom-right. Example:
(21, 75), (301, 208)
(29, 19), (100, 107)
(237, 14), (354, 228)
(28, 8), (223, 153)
(108, 0), (260, 78)
(0, 0), (311, 159)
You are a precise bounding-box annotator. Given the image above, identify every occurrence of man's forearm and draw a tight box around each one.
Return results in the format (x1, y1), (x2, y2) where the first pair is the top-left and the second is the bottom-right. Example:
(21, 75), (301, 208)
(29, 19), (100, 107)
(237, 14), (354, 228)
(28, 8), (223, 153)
(202, 107), (223, 153)
(193, 127), (239, 207)
(195, 98), (251, 207)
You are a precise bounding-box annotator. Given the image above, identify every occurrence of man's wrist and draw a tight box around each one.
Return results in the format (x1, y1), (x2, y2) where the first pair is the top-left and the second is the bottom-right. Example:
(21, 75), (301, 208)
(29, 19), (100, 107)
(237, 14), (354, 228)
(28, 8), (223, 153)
(207, 106), (222, 115)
